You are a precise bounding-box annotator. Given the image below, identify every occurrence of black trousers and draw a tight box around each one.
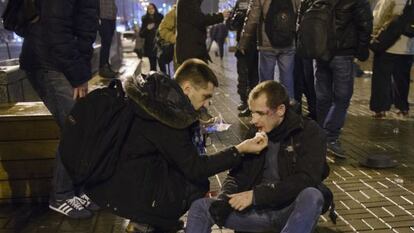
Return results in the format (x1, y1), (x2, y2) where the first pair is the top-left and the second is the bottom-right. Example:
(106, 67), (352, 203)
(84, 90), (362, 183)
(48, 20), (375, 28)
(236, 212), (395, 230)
(99, 19), (116, 67)
(294, 56), (316, 119)
(370, 52), (413, 112)
(236, 48), (259, 105)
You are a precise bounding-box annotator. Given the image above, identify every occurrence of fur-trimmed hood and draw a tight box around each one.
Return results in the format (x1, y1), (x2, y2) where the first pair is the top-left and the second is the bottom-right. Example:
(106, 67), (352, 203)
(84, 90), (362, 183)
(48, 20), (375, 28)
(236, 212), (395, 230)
(125, 72), (199, 129)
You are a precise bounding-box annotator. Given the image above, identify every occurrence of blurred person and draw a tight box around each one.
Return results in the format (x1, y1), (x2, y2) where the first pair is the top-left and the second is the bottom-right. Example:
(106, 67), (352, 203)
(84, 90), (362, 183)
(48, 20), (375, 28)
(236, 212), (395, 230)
(210, 23), (229, 59)
(239, 0), (301, 100)
(176, 0), (230, 65)
(98, 0), (119, 78)
(140, 3), (164, 71)
(369, 0), (414, 118)
(227, 0), (259, 117)
(157, 4), (177, 74)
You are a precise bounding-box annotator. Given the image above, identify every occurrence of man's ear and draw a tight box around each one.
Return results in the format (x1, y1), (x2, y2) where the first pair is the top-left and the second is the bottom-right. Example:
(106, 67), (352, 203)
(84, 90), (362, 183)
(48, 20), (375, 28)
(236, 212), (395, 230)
(181, 81), (192, 95)
(276, 104), (286, 117)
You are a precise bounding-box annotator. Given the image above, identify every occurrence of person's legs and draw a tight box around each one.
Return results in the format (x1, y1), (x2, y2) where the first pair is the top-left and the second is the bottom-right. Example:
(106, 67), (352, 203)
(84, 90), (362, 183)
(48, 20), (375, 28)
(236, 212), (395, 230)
(277, 49), (296, 99)
(302, 58), (317, 120)
(323, 56), (354, 143)
(186, 198), (281, 233)
(314, 59), (334, 128)
(259, 50), (277, 82)
(392, 54), (413, 113)
(369, 52), (394, 114)
(218, 40), (225, 59)
(148, 56), (157, 71)
(99, 19), (116, 68)
(26, 70), (92, 218)
(280, 187), (324, 233)
(237, 52), (249, 108)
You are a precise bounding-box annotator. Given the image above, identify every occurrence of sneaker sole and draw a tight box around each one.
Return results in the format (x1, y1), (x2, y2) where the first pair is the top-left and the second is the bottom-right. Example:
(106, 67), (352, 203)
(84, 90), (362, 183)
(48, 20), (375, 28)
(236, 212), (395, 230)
(49, 205), (92, 219)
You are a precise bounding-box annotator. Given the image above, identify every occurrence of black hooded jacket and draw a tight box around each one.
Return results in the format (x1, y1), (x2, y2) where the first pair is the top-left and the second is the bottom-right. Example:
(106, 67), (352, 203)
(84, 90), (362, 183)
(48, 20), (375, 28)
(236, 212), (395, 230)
(20, 0), (98, 87)
(87, 73), (243, 229)
(219, 110), (328, 209)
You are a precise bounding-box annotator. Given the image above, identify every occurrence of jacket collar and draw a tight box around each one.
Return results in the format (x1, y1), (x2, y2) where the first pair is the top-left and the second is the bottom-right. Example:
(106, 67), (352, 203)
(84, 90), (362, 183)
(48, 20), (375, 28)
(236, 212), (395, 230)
(125, 72), (199, 129)
(267, 109), (304, 143)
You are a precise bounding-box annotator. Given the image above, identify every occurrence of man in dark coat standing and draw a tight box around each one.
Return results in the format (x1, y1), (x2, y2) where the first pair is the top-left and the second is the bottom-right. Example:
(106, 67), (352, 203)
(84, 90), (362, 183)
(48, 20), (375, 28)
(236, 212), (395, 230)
(19, 0), (99, 219)
(186, 81), (328, 233)
(87, 59), (268, 232)
(175, 0), (230, 65)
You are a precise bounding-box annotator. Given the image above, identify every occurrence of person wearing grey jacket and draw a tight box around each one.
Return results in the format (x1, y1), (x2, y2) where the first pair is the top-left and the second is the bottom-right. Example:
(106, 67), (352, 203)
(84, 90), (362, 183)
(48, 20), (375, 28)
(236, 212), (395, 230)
(239, 0), (300, 100)
(370, 0), (414, 118)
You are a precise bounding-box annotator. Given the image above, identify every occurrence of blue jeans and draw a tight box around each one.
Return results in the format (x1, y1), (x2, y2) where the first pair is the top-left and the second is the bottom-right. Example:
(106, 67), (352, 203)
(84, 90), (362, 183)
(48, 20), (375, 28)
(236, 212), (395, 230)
(186, 187), (324, 233)
(314, 56), (354, 142)
(258, 49), (295, 99)
(26, 69), (76, 200)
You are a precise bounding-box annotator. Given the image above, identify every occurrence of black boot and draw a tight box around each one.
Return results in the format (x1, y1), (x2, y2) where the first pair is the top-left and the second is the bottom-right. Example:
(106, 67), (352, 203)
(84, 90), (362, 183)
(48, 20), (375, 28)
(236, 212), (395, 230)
(99, 64), (118, 79)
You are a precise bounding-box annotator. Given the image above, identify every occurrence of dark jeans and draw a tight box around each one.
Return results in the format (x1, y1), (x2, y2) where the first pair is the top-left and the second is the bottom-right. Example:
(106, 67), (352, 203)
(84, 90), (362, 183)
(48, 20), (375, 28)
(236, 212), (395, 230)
(294, 56), (316, 119)
(315, 56), (354, 142)
(237, 49), (259, 105)
(99, 18), (116, 67)
(259, 49), (295, 99)
(370, 52), (413, 112)
(26, 69), (76, 200)
(186, 187), (323, 233)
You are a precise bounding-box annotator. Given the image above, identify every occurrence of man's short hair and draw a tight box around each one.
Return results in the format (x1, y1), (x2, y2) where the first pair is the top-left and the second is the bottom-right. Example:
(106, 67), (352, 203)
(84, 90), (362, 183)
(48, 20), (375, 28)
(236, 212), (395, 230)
(174, 58), (219, 89)
(249, 81), (289, 109)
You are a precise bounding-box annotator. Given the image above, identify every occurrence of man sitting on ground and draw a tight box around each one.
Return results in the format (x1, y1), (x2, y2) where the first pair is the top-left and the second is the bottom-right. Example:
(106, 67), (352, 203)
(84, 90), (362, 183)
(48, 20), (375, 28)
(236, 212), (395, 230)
(186, 80), (329, 233)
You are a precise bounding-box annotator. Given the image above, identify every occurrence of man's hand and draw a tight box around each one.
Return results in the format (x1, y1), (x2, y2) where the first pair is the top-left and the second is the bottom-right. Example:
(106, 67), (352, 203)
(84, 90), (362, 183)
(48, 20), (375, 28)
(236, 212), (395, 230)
(228, 190), (253, 211)
(73, 82), (88, 100)
(209, 199), (233, 228)
(235, 132), (268, 154)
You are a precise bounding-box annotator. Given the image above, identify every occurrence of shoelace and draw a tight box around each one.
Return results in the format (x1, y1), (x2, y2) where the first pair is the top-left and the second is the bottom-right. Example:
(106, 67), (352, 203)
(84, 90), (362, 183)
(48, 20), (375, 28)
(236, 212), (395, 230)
(66, 197), (85, 210)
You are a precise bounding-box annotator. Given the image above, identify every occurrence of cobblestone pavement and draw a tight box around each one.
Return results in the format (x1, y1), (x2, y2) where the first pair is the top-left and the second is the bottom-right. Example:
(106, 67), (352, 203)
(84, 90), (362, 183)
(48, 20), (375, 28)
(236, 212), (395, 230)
(1, 51), (414, 233)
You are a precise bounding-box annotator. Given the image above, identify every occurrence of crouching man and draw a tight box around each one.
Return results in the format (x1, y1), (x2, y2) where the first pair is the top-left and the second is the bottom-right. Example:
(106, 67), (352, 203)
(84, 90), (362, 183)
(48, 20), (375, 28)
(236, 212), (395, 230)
(186, 80), (329, 233)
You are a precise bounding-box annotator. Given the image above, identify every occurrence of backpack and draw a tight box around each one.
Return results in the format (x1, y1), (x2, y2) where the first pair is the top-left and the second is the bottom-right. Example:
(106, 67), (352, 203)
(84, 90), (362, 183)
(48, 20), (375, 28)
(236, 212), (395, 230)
(264, 0), (296, 48)
(296, 0), (338, 61)
(1, 0), (39, 37)
(60, 79), (135, 188)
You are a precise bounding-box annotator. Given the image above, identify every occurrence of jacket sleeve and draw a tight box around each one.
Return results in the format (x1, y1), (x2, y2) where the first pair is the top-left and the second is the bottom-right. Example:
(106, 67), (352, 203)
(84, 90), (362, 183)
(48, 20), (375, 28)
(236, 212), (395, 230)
(153, 124), (243, 182)
(253, 121), (327, 207)
(353, 0), (373, 51)
(239, 0), (261, 50)
(179, 0), (224, 27)
(159, 8), (177, 44)
(43, 0), (98, 87)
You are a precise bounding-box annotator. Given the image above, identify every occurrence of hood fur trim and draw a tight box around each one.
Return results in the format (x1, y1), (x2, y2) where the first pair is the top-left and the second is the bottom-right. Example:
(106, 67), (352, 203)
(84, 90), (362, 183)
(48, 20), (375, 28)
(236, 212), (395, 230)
(125, 73), (199, 129)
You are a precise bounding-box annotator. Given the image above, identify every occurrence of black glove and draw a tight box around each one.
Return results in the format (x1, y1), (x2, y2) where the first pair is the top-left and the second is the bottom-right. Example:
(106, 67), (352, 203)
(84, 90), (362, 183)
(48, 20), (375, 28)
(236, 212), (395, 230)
(356, 47), (369, 61)
(209, 199), (233, 228)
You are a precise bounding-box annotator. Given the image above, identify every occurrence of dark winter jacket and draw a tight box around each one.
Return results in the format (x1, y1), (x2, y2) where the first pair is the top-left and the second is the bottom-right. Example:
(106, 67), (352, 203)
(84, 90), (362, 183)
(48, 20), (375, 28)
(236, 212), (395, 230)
(298, 0), (373, 58)
(140, 13), (164, 57)
(176, 0), (224, 64)
(219, 110), (328, 208)
(19, 0), (99, 87)
(87, 73), (243, 229)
